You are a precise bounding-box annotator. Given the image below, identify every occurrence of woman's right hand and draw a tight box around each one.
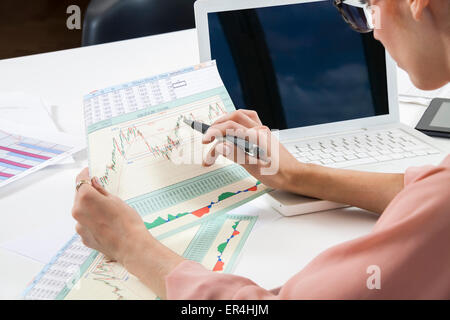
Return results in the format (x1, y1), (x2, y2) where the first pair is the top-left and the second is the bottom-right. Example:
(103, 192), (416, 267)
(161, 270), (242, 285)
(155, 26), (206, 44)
(202, 109), (303, 191)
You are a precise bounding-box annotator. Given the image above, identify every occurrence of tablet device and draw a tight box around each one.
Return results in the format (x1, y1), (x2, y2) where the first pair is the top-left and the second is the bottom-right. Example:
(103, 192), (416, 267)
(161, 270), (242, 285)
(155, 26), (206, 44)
(416, 98), (450, 138)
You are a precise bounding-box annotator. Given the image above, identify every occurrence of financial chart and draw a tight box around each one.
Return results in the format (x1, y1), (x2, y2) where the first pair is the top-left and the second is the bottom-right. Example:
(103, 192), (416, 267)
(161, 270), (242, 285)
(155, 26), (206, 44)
(23, 61), (268, 300)
(86, 61), (269, 237)
(23, 214), (257, 300)
(88, 95), (230, 200)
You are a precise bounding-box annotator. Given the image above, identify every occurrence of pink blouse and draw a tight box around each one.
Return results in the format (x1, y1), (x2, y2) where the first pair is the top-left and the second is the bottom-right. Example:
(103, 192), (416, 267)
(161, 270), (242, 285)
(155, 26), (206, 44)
(166, 155), (450, 299)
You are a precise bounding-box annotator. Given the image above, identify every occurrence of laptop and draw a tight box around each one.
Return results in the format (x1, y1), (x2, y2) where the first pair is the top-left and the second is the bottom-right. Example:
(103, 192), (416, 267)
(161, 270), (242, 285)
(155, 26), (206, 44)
(194, 0), (447, 215)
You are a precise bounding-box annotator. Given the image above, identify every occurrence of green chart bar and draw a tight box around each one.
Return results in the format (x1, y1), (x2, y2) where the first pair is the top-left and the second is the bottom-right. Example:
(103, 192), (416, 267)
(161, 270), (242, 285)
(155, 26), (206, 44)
(183, 214), (257, 274)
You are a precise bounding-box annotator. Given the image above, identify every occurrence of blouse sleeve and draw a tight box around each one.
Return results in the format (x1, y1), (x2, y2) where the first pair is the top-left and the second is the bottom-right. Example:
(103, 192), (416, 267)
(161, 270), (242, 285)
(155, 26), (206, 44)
(165, 260), (279, 300)
(404, 154), (450, 186)
(404, 165), (435, 186)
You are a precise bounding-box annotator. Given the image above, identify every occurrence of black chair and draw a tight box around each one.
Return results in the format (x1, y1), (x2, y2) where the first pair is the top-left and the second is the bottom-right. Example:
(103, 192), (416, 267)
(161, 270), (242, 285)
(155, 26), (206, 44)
(82, 0), (196, 46)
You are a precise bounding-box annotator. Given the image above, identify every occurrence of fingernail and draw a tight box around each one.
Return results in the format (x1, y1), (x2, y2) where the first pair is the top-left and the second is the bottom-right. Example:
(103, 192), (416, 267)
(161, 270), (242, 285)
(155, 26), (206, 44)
(202, 161), (210, 167)
(92, 177), (100, 186)
(202, 157), (213, 166)
(202, 135), (215, 144)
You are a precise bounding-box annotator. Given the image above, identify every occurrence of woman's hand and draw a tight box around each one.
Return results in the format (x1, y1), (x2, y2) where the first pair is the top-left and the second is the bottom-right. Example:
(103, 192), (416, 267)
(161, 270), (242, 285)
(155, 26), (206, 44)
(72, 168), (152, 266)
(72, 168), (185, 298)
(202, 109), (303, 192)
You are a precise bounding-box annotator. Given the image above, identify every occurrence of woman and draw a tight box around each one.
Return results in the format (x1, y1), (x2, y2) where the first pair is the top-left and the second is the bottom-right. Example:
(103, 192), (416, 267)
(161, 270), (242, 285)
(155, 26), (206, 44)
(72, 0), (450, 299)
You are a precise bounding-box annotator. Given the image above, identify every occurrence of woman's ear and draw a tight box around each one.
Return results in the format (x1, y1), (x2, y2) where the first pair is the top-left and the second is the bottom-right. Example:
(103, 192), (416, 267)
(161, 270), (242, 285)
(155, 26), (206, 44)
(408, 0), (430, 21)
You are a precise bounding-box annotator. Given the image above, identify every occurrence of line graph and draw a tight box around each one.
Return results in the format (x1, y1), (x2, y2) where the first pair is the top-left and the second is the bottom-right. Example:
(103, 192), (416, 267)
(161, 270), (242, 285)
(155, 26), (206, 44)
(143, 181), (261, 229)
(89, 255), (128, 300)
(213, 220), (241, 272)
(208, 102), (225, 122)
(99, 125), (182, 186)
(89, 96), (233, 199)
(196, 215), (255, 274)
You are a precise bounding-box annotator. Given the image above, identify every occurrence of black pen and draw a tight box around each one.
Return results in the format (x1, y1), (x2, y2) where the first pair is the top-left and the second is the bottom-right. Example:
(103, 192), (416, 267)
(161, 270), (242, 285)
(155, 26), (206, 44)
(183, 118), (267, 161)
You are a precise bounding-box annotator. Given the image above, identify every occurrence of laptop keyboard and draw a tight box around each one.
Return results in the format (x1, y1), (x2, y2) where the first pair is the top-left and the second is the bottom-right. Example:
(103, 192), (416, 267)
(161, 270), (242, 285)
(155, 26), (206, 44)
(284, 129), (441, 168)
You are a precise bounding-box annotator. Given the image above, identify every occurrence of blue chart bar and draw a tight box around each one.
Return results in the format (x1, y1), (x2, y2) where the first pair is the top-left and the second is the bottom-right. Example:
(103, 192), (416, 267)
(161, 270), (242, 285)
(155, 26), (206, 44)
(18, 143), (64, 155)
(0, 161), (27, 171)
(0, 130), (72, 184)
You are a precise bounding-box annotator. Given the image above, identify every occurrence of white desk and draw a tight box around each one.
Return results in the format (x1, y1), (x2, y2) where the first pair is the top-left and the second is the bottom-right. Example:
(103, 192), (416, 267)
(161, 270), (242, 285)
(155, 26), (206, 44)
(1, 29), (449, 299)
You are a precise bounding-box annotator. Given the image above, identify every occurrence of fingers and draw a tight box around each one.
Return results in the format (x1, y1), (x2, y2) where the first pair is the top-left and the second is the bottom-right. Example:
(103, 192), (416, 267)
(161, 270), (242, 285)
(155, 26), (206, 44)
(202, 120), (248, 144)
(202, 110), (263, 144)
(203, 141), (271, 168)
(214, 109), (262, 126)
(203, 126), (273, 168)
(202, 141), (232, 167)
(74, 166), (108, 202)
(73, 183), (105, 224)
(249, 125), (273, 159)
(91, 176), (109, 197)
(204, 141), (248, 167)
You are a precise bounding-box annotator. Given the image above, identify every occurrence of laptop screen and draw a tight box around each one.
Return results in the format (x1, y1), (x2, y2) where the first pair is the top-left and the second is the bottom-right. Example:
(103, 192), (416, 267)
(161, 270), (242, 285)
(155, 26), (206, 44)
(208, 1), (389, 130)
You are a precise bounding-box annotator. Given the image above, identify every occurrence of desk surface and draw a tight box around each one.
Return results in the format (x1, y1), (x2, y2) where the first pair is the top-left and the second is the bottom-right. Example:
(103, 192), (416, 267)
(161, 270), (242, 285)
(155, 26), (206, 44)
(1, 29), (449, 299)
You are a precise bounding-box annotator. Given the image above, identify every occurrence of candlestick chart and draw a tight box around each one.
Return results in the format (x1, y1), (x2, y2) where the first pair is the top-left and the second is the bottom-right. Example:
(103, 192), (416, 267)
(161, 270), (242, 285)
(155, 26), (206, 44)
(88, 94), (268, 238)
(61, 214), (256, 300)
(89, 96), (231, 200)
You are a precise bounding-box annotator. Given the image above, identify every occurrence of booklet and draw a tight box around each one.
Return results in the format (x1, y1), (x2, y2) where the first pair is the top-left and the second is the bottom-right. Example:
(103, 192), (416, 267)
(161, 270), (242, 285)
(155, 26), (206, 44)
(23, 61), (268, 300)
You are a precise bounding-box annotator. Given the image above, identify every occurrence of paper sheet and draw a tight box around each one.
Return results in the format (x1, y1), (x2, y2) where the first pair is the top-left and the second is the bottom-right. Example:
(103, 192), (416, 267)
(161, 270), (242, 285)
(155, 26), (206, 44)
(0, 217), (76, 264)
(0, 91), (82, 165)
(0, 92), (59, 131)
(0, 120), (85, 188)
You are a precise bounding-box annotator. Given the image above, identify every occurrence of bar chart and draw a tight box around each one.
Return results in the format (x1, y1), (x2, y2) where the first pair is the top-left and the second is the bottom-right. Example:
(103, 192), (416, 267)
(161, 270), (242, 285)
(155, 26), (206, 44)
(0, 130), (72, 186)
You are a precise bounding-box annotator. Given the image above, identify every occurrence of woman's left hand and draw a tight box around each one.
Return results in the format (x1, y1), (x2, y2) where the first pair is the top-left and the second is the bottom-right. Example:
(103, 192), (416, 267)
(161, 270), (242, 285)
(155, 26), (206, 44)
(72, 168), (152, 266)
(72, 168), (185, 298)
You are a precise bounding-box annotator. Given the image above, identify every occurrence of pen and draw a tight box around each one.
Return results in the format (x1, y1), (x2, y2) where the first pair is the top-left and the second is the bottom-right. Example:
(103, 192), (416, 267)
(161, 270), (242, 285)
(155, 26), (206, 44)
(183, 118), (267, 160)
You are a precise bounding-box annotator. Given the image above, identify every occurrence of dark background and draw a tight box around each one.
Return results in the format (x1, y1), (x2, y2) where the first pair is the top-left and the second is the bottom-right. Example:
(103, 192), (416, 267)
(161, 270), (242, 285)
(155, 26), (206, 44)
(0, 0), (90, 60)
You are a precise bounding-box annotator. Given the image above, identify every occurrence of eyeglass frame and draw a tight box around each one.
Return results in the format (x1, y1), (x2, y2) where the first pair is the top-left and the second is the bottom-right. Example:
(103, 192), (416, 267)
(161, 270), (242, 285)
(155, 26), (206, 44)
(333, 0), (375, 33)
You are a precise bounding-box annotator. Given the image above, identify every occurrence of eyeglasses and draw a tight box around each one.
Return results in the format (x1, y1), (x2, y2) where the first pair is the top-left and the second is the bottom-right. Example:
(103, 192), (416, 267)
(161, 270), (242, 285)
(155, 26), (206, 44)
(333, 0), (374, 33)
